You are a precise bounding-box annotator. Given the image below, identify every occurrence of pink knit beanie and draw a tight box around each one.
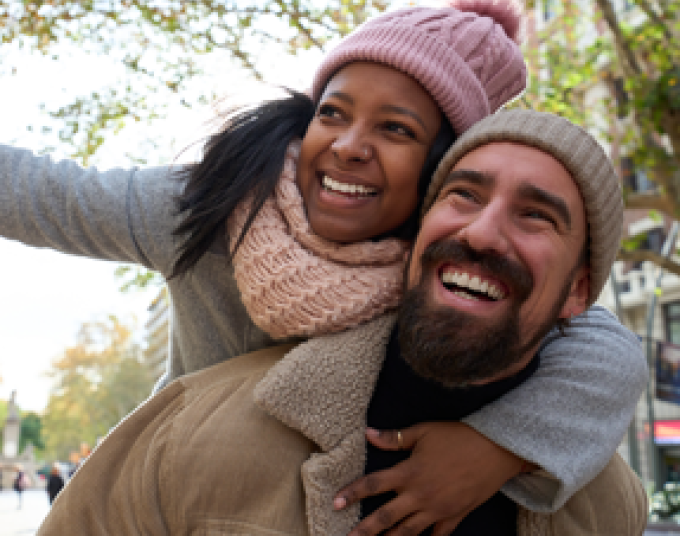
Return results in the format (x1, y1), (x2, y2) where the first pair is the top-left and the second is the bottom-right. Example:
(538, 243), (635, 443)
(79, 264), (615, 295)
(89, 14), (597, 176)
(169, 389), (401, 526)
(310, 0), (527, 135)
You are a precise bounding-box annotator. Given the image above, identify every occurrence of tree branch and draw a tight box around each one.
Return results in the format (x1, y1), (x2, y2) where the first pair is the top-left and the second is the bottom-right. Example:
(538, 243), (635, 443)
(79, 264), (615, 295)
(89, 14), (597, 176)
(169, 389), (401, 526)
(594, 0), (641, 75)
(624, 193), (674, 213)
(618, 248), (680, 277)
(658, 0), (680, 34)
(636, 0), (674, 41)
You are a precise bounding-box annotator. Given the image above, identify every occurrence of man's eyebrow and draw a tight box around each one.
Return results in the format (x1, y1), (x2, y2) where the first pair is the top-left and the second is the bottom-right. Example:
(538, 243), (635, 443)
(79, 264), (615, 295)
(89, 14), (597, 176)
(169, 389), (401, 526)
(380, 104), (429, 132)
(441, 169), (495, 189)
(518, 183), (572, 230)
(441, 169), (573, 229)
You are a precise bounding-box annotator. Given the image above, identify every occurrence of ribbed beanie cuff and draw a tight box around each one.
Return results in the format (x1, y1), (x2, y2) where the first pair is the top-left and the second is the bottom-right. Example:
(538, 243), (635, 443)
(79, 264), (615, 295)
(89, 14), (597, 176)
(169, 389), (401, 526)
(423, 109), (624, 305)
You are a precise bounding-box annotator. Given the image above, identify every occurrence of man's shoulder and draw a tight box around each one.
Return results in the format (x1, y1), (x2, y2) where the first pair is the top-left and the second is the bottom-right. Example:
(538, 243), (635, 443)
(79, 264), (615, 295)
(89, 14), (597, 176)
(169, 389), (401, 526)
(176, 343), (299, 393)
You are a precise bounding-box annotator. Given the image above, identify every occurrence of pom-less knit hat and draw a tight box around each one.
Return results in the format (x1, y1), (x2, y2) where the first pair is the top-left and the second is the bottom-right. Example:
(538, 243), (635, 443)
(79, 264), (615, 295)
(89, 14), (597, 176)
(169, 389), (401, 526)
(310, 0), (527, 136)
(422, 109), (624, 306)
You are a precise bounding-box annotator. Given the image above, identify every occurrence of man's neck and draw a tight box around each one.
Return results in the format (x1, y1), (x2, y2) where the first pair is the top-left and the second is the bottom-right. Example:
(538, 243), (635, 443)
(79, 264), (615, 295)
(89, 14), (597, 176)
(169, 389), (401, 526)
(367, 324), (541, 430)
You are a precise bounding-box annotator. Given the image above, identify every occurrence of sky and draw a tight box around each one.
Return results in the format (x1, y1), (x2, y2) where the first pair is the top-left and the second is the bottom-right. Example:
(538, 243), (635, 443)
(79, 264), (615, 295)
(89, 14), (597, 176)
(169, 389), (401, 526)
(0, 36), (319, 412)
(0, 48), (172, 412)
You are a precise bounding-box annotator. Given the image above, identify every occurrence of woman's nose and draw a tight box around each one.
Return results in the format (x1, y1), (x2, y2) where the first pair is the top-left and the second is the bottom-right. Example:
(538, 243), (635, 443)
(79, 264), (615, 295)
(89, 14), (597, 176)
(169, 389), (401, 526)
(332, 128), (372, 163)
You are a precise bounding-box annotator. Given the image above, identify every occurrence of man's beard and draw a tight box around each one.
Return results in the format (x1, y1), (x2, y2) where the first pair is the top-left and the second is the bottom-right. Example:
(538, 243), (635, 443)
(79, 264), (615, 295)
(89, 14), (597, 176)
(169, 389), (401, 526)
(398, 239), (573, 388)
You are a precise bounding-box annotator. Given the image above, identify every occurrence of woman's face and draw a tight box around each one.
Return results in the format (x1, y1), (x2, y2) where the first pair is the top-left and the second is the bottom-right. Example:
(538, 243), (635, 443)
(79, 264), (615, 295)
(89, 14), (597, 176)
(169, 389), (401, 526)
(297, 62), (441, 243)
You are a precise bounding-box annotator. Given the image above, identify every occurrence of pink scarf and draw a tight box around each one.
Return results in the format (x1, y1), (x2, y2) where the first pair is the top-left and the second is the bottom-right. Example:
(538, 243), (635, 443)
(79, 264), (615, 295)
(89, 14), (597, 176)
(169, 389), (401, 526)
(229, 141), (408, 340)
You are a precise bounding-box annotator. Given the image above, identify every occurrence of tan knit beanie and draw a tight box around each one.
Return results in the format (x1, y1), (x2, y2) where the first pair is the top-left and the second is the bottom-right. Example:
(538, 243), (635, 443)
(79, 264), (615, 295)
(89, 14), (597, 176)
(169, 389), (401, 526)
(422, 109), (623, 306)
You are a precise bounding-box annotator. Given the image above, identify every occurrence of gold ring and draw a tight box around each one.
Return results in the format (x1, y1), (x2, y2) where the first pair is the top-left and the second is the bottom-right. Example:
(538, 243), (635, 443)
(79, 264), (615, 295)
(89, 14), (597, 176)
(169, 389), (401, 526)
(397, 430), (403, 450)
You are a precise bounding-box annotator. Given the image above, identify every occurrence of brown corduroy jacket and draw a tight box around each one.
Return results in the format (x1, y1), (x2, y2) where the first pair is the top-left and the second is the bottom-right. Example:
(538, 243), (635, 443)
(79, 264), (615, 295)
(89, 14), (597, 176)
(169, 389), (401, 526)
(38, 314), (647, 536)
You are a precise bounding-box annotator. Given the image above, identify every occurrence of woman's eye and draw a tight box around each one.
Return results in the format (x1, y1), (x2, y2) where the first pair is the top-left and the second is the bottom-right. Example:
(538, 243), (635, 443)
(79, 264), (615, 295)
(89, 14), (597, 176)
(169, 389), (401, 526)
(318, 104), (342, 119)
(384, 122), (416, 139)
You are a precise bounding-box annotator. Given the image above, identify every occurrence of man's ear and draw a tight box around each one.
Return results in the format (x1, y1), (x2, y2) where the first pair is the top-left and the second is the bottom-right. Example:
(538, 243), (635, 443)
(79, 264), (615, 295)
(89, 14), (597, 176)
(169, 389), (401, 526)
(559, 265), (590, 319)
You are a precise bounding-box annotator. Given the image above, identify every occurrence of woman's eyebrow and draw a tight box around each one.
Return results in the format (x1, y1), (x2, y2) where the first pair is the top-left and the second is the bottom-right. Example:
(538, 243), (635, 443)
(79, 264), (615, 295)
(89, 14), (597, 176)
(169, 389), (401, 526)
(325, 91), (353, 105)
(380, 105), (428, 132)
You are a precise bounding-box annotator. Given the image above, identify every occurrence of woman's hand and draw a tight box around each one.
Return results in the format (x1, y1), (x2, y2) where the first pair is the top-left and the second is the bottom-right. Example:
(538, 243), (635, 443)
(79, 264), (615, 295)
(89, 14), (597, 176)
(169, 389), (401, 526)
(334, 422), (526, 536)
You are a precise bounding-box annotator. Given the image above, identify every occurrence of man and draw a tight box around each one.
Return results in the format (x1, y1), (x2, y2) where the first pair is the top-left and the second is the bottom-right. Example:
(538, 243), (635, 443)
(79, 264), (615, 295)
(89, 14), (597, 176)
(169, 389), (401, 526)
(37, 110), (647, 536)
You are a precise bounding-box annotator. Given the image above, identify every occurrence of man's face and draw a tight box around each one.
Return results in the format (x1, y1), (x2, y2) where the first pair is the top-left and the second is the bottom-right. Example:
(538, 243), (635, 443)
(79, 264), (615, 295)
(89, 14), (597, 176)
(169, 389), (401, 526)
(401, 142), (590, 386)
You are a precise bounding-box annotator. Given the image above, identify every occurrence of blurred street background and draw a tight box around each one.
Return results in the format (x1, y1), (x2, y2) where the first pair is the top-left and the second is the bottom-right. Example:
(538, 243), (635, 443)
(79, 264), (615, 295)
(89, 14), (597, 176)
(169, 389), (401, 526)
(1, 489), (50, 536)
(1, 0), (680, 532)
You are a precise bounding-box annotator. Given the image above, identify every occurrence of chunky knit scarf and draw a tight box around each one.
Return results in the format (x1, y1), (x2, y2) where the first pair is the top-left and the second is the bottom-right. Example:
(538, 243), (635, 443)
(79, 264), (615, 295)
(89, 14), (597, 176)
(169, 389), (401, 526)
(229, 141), (409, 340)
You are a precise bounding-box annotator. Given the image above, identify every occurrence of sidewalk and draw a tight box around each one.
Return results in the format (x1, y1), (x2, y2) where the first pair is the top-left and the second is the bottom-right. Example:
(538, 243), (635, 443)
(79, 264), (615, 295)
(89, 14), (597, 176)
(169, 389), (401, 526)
(0, 488), (673, 536)
(0, 489), (51, 536)
(647, 524), (680, 535)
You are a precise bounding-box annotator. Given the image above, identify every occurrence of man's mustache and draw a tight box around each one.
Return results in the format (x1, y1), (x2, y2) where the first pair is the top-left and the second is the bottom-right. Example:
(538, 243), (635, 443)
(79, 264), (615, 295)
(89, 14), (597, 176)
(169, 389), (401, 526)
(419, 239), (533, 301)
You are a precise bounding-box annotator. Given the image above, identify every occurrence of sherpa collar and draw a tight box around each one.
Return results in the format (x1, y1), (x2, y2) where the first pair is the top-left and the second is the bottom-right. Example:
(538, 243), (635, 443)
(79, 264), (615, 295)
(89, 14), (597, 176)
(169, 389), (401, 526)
(254, 313), (397, 535)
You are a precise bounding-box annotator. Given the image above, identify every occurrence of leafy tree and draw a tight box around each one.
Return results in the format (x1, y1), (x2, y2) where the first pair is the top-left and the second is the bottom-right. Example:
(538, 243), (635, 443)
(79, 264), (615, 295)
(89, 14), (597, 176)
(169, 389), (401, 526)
(1, 0), (387, 164)
(19, 412), (45, 453)
(0, 400), (45, 454)
(0, 399), (6, 449)
(519, 0), (680, 273)
(41, 316), (154, 460)
(0, 398), (7, 428)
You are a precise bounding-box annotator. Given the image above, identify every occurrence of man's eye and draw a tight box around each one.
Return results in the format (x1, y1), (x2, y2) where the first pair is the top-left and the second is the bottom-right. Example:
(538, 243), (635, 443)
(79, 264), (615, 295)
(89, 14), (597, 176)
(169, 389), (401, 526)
(450, 188), (476, 201)
(525, 210), (556, 225)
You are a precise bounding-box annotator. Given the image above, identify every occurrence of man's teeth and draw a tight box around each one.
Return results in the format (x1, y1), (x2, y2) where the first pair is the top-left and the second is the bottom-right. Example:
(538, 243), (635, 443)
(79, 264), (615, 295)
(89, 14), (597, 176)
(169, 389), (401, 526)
(441, 271), (505, 300)
(322, 176), (377, 196)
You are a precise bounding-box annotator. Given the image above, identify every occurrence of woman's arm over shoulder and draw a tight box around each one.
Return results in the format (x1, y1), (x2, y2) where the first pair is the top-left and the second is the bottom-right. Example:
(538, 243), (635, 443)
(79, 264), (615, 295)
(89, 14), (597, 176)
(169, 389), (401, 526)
(0, 144), (183, 273)
(462, 305), (647, 512)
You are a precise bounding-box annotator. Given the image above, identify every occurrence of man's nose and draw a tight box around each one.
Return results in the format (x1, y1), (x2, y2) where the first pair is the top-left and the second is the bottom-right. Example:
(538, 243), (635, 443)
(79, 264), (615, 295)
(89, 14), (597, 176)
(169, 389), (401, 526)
(456, 203), (510, 257)
(332, 127), (372, 164)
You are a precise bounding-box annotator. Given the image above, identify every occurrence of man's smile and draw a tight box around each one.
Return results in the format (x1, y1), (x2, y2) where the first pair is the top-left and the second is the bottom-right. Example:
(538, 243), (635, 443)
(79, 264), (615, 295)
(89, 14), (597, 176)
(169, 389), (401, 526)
(439, 266), (506, 301)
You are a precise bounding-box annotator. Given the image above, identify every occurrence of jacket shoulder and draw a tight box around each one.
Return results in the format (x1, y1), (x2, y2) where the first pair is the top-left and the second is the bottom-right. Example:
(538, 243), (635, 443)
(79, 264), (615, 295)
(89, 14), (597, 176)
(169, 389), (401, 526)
(177, 343), (298, 392)
(521, 453), (647, 536)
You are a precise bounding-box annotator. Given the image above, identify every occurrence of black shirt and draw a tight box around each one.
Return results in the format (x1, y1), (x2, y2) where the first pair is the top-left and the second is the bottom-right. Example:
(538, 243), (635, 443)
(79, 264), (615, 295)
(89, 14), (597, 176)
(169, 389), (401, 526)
(362, 324), (540, 535)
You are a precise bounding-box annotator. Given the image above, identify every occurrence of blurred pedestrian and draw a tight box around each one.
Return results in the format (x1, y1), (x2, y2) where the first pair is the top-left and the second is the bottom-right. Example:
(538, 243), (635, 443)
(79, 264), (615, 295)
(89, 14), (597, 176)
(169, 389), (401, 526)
(46, 464), (65, 505)
(13, 466), (29, 509)
(68, 451), (81, 478)
(79, 442), (91, 460)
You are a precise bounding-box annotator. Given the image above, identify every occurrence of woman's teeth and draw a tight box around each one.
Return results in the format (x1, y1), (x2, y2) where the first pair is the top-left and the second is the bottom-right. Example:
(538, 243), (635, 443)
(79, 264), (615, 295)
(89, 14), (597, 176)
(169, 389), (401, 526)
(322, 176), (377, 197)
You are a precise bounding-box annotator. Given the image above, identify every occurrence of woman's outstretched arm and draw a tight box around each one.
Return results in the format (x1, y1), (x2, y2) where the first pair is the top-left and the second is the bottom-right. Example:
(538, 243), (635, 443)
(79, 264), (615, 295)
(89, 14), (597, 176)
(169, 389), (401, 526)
(0, 144), (181, 274)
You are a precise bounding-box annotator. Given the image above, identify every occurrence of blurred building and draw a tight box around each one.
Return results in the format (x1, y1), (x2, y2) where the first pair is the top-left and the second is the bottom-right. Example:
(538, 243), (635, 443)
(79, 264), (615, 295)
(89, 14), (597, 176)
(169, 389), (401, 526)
(530, 0), (680, 497)
(144, 287), (169, 382)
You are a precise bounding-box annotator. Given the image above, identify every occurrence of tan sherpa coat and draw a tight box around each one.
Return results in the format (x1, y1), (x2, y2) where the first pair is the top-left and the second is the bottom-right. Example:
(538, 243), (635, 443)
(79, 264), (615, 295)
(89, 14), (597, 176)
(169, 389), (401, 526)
(37, 314), (647, 536)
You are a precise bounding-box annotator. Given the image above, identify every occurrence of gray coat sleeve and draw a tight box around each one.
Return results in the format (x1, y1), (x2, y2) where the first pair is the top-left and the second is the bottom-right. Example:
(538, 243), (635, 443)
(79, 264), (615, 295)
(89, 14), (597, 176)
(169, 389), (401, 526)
(463, 305), (647, 513)
(0, 144), (182, 274)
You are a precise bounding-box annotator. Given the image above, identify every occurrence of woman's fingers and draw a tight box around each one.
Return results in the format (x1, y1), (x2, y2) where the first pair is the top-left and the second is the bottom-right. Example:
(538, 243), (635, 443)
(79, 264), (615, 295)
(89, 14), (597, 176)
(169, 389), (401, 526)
(334, 463), (408, 510)
(347, 494), (421, 536)
(365, 425), (425, 452)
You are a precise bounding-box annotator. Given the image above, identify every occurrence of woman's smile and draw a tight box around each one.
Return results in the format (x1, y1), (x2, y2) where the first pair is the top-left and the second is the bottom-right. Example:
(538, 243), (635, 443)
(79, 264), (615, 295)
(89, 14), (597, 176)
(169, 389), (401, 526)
(297, 61), (441, 243)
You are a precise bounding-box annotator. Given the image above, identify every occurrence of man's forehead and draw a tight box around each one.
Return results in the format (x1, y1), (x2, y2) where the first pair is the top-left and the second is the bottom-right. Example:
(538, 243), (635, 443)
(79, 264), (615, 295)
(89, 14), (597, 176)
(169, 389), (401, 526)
(443, 141), (579, 197)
